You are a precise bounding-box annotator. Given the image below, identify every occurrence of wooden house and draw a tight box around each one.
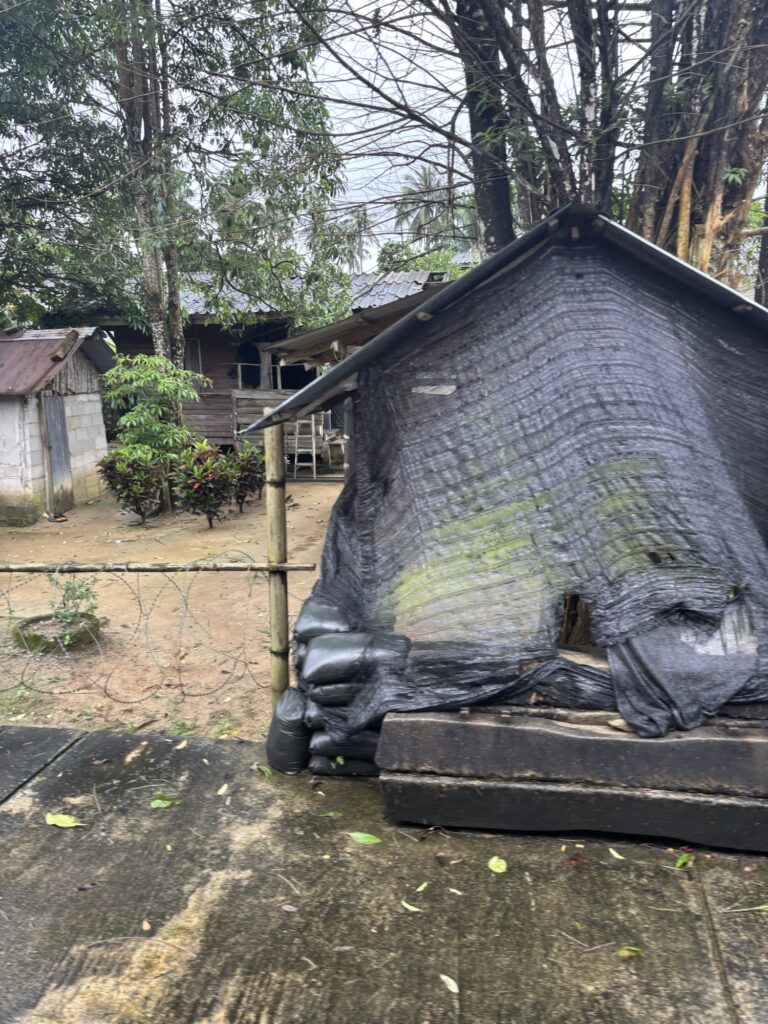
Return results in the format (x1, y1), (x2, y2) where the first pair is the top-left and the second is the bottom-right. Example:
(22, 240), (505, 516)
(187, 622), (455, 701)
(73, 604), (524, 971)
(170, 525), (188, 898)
(95, 272), (447, 446)
(0, 328), (114, 524)
(252, 204), (768, 850)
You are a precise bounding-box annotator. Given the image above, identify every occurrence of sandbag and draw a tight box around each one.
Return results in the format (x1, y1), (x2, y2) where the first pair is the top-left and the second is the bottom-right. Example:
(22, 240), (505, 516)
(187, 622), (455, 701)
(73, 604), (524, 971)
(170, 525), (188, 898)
(308, 755), (379, 777)
(266, 689), (310, 774)
(294, 642), (308, 671)
(303, 681), (364, 706)
(303, 699), (330, 730)
(294, 597), (351, 642)
(309, 729), (379, 761)
(301, 632), (410, 686)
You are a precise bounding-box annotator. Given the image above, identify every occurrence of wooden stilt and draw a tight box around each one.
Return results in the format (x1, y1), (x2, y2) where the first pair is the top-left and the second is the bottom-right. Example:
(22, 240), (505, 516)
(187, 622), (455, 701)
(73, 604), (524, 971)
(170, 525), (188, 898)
(263, 407), (290, 707)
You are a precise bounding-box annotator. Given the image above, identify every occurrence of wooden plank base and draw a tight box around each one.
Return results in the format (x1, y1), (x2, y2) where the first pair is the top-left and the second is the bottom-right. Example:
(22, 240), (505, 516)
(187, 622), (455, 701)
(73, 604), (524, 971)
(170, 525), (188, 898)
(377, 711), (768, 797)
(380, 772), (768, 852)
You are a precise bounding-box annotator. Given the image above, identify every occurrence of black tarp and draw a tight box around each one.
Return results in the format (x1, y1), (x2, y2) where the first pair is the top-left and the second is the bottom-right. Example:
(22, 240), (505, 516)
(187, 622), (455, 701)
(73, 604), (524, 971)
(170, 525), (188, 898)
(296, 233), (768, 740)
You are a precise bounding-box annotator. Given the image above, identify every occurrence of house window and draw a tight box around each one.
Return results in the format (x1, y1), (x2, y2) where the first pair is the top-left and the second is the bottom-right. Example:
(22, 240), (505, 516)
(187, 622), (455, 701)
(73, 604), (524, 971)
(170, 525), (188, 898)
(184, 337), (202, 374)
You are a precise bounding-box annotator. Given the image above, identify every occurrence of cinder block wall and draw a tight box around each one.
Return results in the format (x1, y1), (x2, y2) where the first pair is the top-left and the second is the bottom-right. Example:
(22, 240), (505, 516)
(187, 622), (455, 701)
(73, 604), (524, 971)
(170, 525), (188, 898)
(63, 393), (108, 503)
(0, 397), (45, 524)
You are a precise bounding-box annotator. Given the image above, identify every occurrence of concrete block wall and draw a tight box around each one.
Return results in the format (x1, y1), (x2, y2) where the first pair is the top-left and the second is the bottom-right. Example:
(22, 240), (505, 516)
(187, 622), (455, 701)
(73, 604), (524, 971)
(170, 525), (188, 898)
(63, 393), (108, 503)
(0, 397), (45, 524)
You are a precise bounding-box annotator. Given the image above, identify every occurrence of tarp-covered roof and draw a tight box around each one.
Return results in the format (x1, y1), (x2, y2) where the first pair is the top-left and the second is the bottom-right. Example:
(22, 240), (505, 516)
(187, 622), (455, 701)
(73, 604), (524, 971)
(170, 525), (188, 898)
(0, 327), (114, 396)
(242, 203), (768, 434)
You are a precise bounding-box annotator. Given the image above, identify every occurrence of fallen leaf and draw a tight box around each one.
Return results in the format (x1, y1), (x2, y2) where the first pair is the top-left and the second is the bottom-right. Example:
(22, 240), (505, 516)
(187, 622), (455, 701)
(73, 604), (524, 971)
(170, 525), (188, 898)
(416, 882), (429, 893)
(333, 945), (353, 953)
(150, 792), (181, 809)
(165, 844), (173, 852)
(257, 764), (273, 779)
(45, 813), (85, 828)
(124, 742), (149, 765)
(174, 740), (188, 750)
(346, 832), (381, 845)
(488, 856), (508, 874)
(448, 888), (464, 896)
(216, 783), (229, 796)
(141, 919), (151, 932)
(439, 974), (459, 994)
(401, 900), (423, 913)
(281, 904), (298, 913)
(618, 946), (643, 958)
(608, 848), (625, 860)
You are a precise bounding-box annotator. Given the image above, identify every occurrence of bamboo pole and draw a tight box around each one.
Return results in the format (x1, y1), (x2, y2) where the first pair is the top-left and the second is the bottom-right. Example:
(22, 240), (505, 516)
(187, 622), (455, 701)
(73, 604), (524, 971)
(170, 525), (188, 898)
(264, 406), (290, 707)
(0, 562), (314, 574)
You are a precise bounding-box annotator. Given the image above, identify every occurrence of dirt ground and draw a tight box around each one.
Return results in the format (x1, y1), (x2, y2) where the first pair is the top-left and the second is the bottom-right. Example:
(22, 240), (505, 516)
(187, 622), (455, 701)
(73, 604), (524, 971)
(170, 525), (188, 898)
(0, 482), (340, 739)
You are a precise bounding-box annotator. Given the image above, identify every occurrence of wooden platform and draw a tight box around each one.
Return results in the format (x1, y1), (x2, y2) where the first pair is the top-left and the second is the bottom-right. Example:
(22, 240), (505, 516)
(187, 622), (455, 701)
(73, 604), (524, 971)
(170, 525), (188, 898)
(3, 724), (768, 1023)
(378, 709), (768, 852)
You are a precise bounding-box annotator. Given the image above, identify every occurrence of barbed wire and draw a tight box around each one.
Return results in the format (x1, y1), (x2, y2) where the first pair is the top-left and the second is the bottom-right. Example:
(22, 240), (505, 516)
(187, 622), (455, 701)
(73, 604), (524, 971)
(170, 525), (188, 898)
(0, 560), (305, 725)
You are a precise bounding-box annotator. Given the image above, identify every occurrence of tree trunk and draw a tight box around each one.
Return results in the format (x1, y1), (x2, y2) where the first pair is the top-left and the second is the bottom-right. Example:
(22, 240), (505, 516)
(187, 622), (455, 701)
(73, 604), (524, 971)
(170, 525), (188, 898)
(453, 0), (515, 255)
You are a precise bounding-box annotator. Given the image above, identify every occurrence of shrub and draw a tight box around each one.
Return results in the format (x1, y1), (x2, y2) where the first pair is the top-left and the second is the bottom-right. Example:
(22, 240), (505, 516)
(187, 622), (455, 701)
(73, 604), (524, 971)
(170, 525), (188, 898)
(230, 443), (265, 513)
(173, 441), (234, 528)
(101, 354), (211, 456)
(98, 445), (164, 525)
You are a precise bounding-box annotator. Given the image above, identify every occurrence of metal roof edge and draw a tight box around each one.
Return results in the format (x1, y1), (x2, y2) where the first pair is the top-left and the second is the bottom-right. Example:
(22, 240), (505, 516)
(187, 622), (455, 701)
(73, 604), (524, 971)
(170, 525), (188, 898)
(597, 216), (768, 326)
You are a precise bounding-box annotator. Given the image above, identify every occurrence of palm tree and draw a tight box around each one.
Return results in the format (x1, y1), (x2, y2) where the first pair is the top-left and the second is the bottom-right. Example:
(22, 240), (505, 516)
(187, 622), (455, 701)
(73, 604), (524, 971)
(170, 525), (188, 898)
(394, 167), (477, 249)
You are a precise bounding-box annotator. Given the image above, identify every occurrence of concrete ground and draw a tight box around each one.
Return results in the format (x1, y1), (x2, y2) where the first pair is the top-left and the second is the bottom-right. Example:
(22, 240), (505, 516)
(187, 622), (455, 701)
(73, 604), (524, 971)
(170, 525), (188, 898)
(1, 725), (767, 1024)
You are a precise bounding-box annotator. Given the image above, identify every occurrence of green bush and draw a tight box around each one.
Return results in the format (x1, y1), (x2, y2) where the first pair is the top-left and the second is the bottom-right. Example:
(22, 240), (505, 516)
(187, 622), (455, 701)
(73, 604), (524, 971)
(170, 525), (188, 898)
(98, 445), (164, 525)
(230, 443), (265, 513)
(173, 441), (234, 528)
(101, 354), (212, 454)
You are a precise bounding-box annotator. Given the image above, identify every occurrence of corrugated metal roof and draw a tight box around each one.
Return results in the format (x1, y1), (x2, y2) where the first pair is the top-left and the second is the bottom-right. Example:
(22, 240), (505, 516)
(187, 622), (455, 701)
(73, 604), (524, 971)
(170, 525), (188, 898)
(0, 327), (114, 396)
(179, 271), (445, 317)
(241, 203), (768, 434)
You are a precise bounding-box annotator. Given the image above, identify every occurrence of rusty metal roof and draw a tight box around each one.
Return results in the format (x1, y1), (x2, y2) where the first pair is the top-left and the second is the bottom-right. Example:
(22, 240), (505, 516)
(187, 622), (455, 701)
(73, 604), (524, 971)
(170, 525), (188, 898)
(0, 327), (114, 396)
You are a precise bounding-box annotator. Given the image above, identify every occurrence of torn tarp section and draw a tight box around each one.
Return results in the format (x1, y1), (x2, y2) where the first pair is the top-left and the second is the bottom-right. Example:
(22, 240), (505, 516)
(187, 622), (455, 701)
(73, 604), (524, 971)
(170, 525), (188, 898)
(292, 234), (768, 741)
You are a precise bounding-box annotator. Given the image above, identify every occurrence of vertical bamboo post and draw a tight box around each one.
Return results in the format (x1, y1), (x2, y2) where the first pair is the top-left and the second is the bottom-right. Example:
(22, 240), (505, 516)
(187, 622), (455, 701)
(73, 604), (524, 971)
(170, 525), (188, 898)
(264, 407), (290, 706)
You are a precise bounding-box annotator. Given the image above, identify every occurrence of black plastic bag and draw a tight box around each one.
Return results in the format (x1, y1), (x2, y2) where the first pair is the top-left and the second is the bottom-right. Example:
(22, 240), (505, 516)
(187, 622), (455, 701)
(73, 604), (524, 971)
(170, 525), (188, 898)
(304, 681), (364, 706)
(301, 632), (410, 686)
(266, 689), (310, 774)
(294, 597), (352, 642)
(309, 729), (379, 761)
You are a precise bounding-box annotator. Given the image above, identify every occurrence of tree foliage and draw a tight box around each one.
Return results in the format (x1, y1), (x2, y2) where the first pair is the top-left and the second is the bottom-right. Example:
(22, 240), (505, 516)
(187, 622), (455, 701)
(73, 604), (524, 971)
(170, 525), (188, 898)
(307, 0), (768, 281)
(0, 0), (352, 347)
(101, 354), (210, 454)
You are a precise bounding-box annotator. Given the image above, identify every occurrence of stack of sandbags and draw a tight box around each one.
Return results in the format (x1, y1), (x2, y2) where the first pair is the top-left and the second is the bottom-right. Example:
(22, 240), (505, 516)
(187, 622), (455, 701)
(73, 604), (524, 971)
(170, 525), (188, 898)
(267, 597), (409, 777)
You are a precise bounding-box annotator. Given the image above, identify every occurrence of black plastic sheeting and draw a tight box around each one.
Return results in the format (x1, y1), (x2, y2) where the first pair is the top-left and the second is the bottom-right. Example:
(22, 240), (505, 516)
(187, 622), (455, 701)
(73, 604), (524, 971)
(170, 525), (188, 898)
(293, 237), (768, 742)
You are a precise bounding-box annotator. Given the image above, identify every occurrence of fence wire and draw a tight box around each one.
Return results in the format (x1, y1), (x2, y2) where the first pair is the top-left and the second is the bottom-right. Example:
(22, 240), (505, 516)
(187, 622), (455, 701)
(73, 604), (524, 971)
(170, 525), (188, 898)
(0, 560), (300, 733)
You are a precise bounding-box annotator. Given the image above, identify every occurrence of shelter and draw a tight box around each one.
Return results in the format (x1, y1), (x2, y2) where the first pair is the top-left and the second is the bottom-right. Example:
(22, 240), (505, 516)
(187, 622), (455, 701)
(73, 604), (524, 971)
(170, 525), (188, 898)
(0, 327), (114, 524)
(252, 205), (768, 844)
(85, 271), (447, 445)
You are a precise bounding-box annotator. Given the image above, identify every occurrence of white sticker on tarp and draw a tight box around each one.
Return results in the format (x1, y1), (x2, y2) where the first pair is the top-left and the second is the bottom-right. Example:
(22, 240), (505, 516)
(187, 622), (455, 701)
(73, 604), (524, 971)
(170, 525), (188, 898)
(410, 384), (457, 396)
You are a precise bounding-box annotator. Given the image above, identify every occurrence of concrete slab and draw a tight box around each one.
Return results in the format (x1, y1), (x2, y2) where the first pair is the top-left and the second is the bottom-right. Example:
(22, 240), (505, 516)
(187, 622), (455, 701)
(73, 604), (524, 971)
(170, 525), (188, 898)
(0, 726), (81, 802)
(1, 726), (766, 1023)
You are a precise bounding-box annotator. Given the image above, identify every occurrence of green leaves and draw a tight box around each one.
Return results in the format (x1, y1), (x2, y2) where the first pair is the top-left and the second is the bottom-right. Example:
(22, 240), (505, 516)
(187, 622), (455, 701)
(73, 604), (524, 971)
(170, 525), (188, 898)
(45, 812), (85, 828)
(346, 832), (381, 845)
(675, 853), (693, 869)
(320, 811), (342, 818)
(150, 792), (182, 809)
(487, 856), (508, 874)
(618, 946), (644, 959)
(257, 764), (273, 779)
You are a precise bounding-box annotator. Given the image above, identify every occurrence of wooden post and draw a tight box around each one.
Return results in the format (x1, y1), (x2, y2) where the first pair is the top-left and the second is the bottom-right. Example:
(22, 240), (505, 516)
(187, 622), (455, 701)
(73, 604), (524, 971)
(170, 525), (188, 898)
(264, 407), (290, 706)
